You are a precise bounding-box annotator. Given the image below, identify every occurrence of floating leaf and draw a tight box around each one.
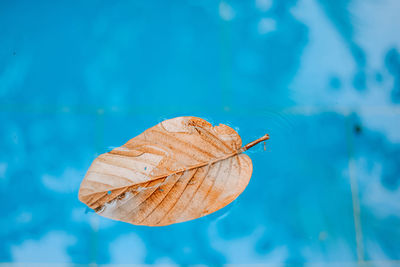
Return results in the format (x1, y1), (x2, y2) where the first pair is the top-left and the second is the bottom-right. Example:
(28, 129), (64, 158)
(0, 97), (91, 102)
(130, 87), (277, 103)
(78, 116), (269, 226)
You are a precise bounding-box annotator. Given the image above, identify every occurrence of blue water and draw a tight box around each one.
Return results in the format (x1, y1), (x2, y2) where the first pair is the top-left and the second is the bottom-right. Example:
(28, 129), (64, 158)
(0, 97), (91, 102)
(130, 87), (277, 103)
(1, 0), (400, 265)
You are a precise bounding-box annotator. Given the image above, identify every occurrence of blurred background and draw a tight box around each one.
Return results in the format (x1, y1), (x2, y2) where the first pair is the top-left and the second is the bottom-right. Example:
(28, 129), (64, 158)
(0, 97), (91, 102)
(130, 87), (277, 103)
(1, 0), (400, 266)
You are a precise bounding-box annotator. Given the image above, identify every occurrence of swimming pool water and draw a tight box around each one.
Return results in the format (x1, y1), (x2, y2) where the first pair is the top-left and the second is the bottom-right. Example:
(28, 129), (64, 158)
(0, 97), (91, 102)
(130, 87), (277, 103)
(1, 0), (400, 265)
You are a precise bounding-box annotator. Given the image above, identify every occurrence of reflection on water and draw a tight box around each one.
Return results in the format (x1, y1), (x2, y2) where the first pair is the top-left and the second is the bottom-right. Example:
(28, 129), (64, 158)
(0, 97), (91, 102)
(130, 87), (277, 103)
(0, 0), (399, 265)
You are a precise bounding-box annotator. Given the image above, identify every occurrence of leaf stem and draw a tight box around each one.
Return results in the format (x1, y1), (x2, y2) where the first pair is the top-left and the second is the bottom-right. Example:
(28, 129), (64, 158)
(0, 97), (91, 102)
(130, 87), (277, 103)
(240, 134), (270, 152)
(86, 133), (270, 209)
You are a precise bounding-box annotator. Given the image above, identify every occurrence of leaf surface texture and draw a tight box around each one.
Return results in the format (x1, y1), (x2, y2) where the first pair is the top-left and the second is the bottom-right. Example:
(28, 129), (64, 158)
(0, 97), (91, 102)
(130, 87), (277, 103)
(78, 116), (266, 226)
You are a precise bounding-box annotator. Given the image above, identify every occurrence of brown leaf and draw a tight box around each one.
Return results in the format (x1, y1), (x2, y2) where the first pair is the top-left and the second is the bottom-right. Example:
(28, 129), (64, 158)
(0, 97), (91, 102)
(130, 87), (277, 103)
(78, 116), (269, 226)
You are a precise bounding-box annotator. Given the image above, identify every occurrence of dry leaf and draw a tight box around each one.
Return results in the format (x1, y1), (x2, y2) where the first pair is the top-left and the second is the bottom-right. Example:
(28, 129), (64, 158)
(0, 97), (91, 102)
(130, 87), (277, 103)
(78, 116), (269, 226)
